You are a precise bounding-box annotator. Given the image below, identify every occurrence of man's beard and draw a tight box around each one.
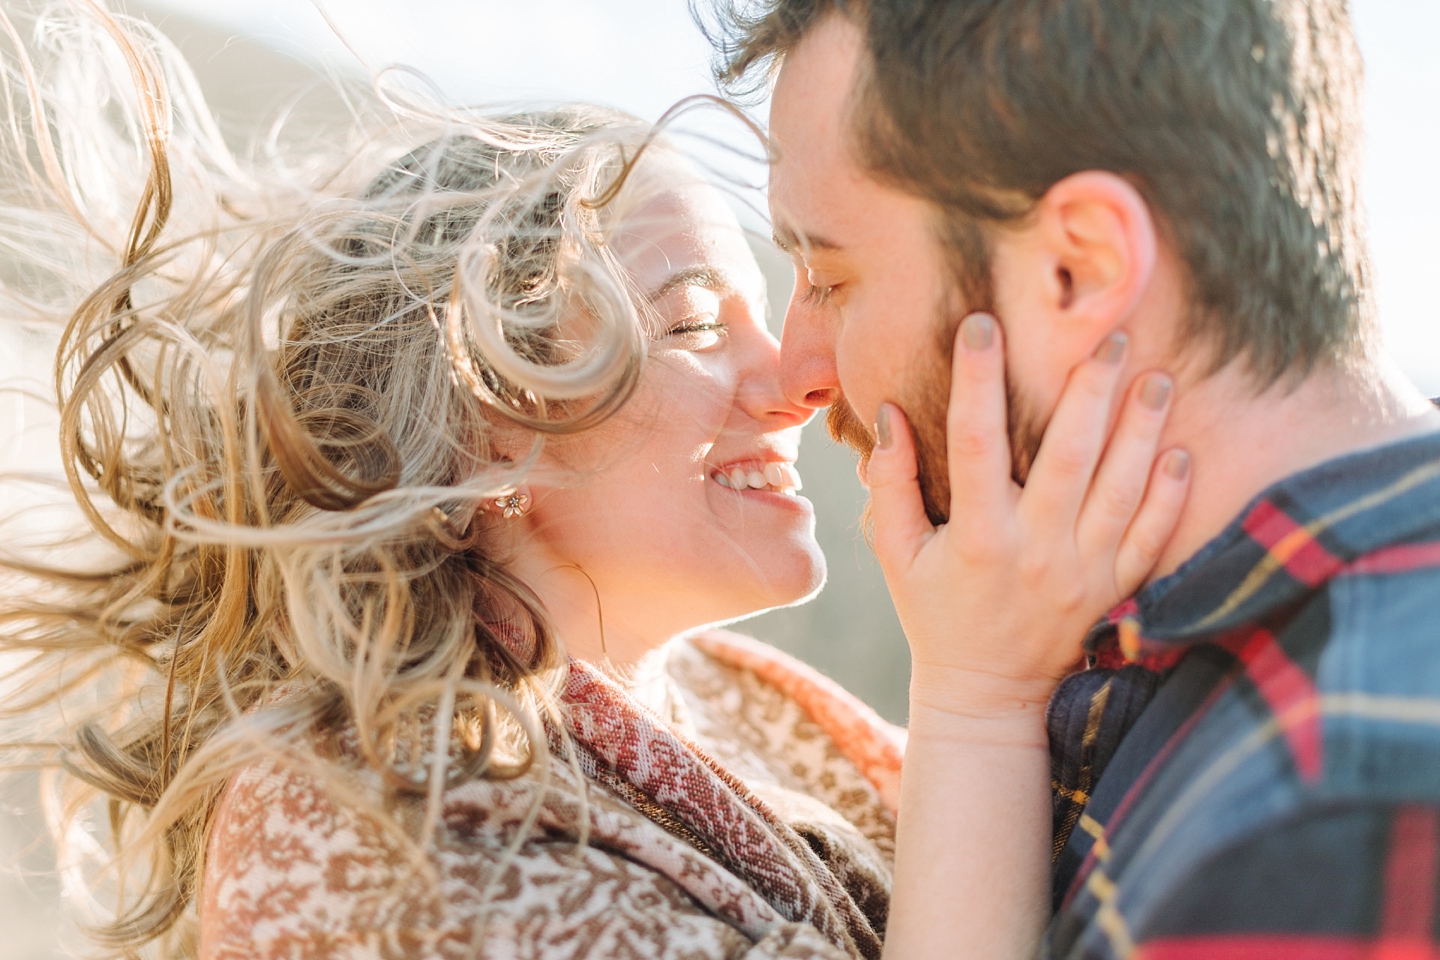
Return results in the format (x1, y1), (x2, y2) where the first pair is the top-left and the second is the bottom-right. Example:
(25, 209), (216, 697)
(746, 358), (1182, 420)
(829, 314), (1046, 527)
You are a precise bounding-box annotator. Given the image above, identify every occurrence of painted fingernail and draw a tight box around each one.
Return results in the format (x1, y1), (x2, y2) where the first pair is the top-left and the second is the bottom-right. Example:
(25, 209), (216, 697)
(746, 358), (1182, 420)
(1139, 374), (1172, 411)
(1094, 331), (1128, 364)
(1163, 449), (1191, 480)
(875, 404), (894, 450)
(961, 313), (995, 352)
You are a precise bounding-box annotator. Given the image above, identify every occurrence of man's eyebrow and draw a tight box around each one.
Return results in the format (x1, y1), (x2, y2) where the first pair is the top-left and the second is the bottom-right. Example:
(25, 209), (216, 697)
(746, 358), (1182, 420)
(645, 265), (730, 302)
(771, 224), (842, 255)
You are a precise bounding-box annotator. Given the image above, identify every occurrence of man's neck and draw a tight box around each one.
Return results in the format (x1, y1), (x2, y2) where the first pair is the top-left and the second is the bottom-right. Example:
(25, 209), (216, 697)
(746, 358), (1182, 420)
(1153, 353), (1440, 580)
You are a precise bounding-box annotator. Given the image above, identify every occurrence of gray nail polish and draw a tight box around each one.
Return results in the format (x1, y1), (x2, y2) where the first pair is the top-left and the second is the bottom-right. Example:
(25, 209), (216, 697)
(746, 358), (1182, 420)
(962, 313), (995, 352)
(1139, 375), (1172, 411)
(875, 405), (894, 450)
(1094, 331), (1128, 364)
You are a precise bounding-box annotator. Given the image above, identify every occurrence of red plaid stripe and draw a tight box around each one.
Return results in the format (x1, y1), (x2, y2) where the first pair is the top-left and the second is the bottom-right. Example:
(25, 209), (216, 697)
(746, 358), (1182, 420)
(1381, 806), (1440, 950)
(1107, 598), (1140, 624)
(1242, 500), (1345, 587)
(1138, 935), (1423, 959)
(1220, 627), (1322, 783)
(1347, 541), (1440, 577)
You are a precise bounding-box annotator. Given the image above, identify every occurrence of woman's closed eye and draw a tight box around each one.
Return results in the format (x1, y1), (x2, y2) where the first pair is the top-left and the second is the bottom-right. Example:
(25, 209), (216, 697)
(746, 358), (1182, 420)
(653, 284), (729, 350)
(664, 316), (728, 350)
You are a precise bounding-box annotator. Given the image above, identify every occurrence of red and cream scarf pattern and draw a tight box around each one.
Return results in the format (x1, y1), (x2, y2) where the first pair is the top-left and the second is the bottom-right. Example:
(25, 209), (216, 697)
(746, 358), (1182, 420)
(561, 647), (883, 958)
(201, 631), (904, 959)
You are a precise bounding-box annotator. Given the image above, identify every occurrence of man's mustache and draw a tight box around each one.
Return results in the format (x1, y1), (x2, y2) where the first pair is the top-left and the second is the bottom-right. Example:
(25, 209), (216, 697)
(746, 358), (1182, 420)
(827, 395), (876, 463)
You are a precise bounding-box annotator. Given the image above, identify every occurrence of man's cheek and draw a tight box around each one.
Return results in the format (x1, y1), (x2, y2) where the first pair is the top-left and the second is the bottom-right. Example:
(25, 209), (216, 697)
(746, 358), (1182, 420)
(831, 341), (874, 422)
(836, 329), (905, 423)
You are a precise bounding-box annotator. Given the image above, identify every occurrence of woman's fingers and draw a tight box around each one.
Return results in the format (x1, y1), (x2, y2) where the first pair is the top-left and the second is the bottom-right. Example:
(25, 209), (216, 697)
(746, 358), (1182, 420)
(944, 313), (1014, 540)
(1113, 448), (1191, 594)
(1075, 371), (1173, 559)
(867, 403), (935, 572)
(1019, 332), (1129, 531)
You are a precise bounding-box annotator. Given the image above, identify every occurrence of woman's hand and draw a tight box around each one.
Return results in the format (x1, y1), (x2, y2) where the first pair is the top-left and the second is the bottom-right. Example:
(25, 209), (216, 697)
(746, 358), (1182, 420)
(873, 312), (1189, 960)
(867, 312), (1190, 725)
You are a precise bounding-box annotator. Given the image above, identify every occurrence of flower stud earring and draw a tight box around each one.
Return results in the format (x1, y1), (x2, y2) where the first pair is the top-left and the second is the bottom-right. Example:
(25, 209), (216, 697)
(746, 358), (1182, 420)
(492, 490), (530, 519)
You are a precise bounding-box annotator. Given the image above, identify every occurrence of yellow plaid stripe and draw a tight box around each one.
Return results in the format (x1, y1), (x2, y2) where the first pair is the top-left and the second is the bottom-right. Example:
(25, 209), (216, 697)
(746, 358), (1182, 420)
(1197, 457), (1440, 631)
(1086, 867), (1137, 959)
(1078, 812), (1112, 862)
(1054, 680), (1114, 861)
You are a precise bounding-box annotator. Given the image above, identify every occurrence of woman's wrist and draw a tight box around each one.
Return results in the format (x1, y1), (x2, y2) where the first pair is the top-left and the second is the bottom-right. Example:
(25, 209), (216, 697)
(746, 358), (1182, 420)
(910, 711), (1048, 754)
(907, 661), (1057, 742)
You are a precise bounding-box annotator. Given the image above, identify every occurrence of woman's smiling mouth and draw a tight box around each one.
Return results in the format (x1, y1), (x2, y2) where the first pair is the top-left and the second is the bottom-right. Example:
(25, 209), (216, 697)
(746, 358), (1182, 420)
(710, 460), (803, 495)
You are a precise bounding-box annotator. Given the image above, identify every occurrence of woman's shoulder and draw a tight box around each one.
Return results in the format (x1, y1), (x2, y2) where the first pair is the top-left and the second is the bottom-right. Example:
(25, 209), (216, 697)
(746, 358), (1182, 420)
(672, 630), (905, 809)
(200, 754), (450, 958)
(666, 630), (903, 872)
(201, 746), (847, 960)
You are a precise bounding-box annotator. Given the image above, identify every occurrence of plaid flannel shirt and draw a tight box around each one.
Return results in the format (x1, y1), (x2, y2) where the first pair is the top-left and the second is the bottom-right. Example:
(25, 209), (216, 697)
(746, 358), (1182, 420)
(1043, 426), (1440, 960)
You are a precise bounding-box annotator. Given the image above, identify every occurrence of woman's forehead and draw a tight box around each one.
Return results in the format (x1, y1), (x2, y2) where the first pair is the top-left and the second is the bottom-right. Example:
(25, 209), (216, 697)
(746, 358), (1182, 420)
(612, 181), (759, 293)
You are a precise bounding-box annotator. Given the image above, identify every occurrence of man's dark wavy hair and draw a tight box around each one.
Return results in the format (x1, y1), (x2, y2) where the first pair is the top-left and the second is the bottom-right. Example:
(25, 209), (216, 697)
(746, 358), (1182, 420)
(697, 0), (1373, 384)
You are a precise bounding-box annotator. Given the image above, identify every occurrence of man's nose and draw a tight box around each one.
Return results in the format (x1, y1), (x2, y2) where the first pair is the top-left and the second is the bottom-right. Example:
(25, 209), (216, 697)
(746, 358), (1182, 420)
(779, 295), (841, 411)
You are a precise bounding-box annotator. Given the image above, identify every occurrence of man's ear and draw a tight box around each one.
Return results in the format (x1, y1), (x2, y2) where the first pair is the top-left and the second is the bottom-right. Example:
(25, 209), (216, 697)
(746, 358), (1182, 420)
(1032, 171), (1158, 335)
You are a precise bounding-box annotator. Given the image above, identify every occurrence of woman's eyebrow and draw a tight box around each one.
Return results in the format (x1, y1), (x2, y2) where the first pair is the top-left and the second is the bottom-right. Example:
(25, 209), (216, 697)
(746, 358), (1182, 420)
(646, 265), (730, 302)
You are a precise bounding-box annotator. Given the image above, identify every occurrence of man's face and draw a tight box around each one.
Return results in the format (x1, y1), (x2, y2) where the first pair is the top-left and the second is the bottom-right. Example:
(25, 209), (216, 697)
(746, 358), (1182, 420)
(769, 14), (1046, 524)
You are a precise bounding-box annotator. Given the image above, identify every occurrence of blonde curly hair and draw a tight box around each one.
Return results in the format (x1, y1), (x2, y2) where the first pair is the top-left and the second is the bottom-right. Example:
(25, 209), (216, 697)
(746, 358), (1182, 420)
(0, 2), (682, 955)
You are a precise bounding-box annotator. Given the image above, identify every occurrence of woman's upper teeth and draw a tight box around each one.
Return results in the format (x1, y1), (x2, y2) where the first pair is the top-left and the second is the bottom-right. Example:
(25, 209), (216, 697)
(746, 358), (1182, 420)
(714, 461), (802, 493)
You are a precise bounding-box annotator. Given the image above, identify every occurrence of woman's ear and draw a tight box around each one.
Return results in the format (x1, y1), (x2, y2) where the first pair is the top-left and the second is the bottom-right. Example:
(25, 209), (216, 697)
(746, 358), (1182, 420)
(1034, 171), (1158, 336)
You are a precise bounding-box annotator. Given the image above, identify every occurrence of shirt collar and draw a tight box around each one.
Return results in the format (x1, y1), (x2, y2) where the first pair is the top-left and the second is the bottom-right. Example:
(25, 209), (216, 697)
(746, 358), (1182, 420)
(1091, 427), (1440, 661)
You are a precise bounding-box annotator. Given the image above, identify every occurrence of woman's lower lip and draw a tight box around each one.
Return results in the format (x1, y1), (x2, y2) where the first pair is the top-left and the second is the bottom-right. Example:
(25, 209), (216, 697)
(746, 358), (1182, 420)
(715, 483), (811, 508)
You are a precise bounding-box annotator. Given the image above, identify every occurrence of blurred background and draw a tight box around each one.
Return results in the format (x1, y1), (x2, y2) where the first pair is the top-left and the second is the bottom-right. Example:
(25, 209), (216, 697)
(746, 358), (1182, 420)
(0, 1), (1436, 955)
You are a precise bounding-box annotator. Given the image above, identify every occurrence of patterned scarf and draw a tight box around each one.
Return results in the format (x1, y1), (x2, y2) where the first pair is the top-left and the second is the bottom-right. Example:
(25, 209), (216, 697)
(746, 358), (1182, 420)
(555, 655), (886, 959)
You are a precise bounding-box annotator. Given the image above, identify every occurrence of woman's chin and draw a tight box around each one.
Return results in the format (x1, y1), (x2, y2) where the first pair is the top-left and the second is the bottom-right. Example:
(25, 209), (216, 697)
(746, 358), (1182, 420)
(715, 541), (827, 625)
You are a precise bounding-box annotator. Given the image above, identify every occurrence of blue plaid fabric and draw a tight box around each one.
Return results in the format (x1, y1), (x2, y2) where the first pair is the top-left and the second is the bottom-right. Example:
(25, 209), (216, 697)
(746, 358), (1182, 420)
(1043, 427), (1440, 960)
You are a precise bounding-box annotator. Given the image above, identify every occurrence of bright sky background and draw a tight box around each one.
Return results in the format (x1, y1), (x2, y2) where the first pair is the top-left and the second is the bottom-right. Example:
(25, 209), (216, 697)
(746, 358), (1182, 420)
(142, 0), (1440, 393)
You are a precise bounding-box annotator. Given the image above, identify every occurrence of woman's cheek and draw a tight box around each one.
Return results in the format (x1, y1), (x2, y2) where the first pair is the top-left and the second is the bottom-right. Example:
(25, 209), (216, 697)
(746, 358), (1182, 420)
(655, 358), (733, 430)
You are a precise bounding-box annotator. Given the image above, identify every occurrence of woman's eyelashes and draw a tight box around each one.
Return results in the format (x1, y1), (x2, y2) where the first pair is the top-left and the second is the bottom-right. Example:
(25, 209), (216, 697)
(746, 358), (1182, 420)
(663, 317), (728, 349)
(653, 285), (730, 349)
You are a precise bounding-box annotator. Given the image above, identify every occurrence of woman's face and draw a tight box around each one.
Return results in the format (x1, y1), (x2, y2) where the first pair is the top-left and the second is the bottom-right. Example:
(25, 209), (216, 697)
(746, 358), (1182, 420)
(507, 168), (825, 663)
